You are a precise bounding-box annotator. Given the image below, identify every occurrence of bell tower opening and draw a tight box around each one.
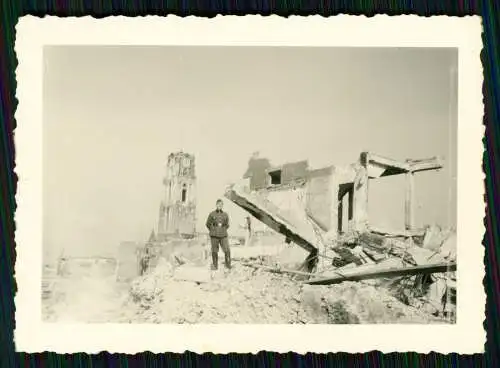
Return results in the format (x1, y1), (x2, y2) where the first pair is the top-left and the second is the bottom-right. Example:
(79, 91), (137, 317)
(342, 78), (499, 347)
(181, 184), (187, 203)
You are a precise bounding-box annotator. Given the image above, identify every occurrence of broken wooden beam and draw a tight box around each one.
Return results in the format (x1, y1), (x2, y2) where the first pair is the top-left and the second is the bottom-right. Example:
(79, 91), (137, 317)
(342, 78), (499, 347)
(224, 184), (318, 253)
(304, 261), (457, 285)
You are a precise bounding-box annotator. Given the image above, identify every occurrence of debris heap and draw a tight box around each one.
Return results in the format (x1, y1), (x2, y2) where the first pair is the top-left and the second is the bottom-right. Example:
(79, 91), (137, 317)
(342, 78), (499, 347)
(223, 151), (456, 321)
(121, 256), (443, 324)
(310, 226), (457, 318)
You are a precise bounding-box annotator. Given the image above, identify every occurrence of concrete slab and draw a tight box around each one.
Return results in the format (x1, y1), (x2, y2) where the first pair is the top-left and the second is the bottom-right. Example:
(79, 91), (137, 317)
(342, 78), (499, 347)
(224, 184), (319, 253)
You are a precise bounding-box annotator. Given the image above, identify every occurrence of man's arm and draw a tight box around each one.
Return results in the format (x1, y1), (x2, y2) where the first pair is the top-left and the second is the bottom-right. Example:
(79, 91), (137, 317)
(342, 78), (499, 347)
(225, 213), (230, 229)
(205, 212), (212, 230)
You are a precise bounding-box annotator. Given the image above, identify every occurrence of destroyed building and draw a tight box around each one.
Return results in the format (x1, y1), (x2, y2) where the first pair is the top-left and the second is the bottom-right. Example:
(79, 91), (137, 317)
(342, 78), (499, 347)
(235, 151), (443, 238)
(157, 152), (197, 240)
(225, 151), (445, 269)
(224, 151), (455, 318)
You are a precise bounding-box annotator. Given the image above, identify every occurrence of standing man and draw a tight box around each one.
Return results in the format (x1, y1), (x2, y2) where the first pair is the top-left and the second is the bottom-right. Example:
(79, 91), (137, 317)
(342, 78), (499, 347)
(206, 199), (231, 271)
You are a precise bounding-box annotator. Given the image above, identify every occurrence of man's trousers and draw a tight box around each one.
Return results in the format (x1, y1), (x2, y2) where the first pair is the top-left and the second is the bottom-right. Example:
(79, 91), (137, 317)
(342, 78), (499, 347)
(210, 236), (231, 269)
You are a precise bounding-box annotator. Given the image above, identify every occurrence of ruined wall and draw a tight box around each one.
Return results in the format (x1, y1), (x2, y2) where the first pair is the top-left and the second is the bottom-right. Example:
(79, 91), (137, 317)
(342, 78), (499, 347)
(164, 205), (196, 236)
(305, 167), (334, 231)
(264, 187), (306, 210)
(260, 186), (311, 230)
(244, 157), (271, 191)
(333, 164), (359, 234)
(244, 157), (308, 191)
(280, 161), (308, 185)
(143, 237), (208, 270)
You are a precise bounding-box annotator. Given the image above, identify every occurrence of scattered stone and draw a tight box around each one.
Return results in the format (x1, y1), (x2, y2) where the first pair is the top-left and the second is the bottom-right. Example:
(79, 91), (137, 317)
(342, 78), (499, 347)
(43, 241), (455, 324)
(422, 225), (450, 251)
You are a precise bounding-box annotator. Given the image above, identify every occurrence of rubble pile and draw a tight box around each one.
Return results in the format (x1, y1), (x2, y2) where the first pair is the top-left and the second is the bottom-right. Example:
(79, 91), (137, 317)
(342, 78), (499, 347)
(43, 234), (455, 324)
(121, 261), (303, 323)
(326, 225), (457, 319)
(129, 257), (174, 307)
(119, 255), (443, 324)
(303, 282), (445, 324)
(118, 218), (457, 324)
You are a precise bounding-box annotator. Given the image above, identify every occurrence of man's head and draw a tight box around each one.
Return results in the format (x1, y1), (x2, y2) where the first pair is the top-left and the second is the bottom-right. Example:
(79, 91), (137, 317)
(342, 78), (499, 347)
(216, 199), (224, 211)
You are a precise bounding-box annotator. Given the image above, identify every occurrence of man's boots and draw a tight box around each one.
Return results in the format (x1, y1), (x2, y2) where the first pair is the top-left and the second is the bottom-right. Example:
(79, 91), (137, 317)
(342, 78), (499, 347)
(224, 251), (231, 270)
(211, 252), (218, 270)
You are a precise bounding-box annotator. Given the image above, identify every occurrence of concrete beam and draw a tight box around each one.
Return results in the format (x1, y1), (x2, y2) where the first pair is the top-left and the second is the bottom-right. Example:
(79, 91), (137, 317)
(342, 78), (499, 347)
(362, 152), (444, 175)
(363, 152), (410, 172)
(224, 184), (318, 253)
(305, 261), (457, 285)
(407, 157), (444, 173)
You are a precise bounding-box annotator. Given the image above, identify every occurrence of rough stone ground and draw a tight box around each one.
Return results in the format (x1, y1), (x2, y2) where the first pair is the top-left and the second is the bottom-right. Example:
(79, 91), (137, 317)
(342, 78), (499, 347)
(43, 273), (131, 323)
(122, 259), (446, 324)
(43, 255), (447, 324)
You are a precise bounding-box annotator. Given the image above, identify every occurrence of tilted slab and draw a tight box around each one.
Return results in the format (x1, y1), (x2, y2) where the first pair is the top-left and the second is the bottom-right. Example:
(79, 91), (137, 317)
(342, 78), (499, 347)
(224, 184), (318, 253)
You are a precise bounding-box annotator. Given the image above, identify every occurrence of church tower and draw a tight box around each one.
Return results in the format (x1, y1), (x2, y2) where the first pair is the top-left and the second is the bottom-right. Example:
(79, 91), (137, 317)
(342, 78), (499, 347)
(157, 152), (197, 240)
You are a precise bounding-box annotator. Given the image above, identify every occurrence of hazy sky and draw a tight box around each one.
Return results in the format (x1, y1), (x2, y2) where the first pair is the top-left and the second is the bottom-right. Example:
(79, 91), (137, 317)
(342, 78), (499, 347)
(43, 46), (457, 259)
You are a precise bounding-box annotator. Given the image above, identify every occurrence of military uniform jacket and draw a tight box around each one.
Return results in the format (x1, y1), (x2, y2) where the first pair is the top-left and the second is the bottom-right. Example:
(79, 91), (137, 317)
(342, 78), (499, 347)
(206, 210), (230, 238)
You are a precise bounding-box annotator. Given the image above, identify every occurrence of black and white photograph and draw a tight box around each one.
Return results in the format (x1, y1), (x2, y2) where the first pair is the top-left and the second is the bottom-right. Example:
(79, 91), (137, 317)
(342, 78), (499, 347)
(40, 45), (459, 324)
(14, 16), (484, 354)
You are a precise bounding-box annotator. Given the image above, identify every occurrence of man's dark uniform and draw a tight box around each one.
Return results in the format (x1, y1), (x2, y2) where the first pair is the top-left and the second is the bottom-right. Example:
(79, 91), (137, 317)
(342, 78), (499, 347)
(206, 209), (231, 270)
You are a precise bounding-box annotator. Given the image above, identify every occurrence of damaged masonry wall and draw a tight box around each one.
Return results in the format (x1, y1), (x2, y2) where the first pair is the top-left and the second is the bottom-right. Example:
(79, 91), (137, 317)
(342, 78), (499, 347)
(229, 151), (444, 251)
(225, 151), (453, 316)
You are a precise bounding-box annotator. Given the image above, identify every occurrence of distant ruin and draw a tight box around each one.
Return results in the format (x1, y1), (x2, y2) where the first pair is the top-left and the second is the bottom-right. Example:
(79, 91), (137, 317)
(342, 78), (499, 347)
(115, 152), (201, 281)
(157, 151), (197, 240)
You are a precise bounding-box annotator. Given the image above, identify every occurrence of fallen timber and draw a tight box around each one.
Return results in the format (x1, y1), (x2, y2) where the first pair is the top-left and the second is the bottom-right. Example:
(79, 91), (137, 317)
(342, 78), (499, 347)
(304, 261), (457, 285)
